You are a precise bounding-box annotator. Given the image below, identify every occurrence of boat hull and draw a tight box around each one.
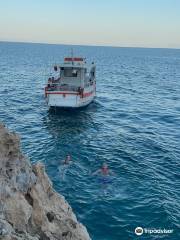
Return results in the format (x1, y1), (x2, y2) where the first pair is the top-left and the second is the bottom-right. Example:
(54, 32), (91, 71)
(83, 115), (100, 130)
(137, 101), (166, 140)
(45, 87), (96, 108)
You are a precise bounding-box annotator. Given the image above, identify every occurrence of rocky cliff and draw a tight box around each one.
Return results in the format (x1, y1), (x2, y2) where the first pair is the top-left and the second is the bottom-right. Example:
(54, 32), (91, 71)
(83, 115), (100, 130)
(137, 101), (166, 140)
(0, 123), (90, 240)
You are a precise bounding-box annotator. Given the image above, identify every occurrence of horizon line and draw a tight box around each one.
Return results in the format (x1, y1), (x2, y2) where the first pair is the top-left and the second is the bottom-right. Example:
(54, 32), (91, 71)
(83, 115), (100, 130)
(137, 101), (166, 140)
(0, 40), (180, 51)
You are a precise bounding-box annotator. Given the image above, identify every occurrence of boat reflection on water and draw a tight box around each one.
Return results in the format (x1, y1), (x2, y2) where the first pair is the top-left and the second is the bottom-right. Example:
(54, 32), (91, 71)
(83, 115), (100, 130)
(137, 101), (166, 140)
(44, 103), (98, 138)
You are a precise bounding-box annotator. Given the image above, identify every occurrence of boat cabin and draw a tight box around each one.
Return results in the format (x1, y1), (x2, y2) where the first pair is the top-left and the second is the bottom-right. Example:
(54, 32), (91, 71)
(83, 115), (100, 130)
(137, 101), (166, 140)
(47, 57), (96, 92)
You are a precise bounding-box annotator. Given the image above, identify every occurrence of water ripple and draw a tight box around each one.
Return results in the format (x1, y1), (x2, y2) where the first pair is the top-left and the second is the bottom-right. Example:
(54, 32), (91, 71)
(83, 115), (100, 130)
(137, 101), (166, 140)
(0, 42), (180, 240)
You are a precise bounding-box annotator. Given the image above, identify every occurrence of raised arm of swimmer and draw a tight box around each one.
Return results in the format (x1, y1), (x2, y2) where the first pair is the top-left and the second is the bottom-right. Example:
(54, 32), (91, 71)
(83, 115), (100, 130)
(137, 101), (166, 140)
(92, 169), (101, 176)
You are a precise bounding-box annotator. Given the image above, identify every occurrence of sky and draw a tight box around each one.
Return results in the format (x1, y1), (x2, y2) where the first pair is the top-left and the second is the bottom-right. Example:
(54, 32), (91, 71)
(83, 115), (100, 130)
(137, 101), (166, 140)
(0, 0), (179, 48)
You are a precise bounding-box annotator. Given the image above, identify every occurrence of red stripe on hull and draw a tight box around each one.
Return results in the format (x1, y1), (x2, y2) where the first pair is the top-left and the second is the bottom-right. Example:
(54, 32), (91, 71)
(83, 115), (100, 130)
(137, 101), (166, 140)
(82, 91), (94, 97)
(45, 90), (95, 98)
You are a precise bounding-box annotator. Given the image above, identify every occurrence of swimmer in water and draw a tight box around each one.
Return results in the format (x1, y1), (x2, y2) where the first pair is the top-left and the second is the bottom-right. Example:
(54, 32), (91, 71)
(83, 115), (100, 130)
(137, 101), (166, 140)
(63, 154), (72, 165)
(59, 154), (72, 180)
(92, 163), (114, 176)
(92, 163), (115, 195)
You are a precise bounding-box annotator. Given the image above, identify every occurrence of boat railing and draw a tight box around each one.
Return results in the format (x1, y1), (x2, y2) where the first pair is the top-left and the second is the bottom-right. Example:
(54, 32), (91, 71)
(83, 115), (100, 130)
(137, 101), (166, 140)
(46, 83), (79, 92)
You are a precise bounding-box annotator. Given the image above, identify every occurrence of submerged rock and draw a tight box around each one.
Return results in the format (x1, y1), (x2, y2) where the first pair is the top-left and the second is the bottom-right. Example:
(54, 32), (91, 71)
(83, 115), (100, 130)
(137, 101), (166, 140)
(0, 123), (90, 240)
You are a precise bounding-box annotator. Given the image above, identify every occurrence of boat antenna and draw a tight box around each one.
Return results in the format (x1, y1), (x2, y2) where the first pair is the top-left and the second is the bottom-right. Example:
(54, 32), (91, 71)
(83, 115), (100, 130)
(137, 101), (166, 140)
(71, 48), (74, 65)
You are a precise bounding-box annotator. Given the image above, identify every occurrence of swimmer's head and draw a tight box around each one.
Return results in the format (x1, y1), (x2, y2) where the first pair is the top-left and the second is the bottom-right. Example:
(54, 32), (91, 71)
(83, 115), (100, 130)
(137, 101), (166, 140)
(66, 154), (71, 160)
(102, 163), (108, 169)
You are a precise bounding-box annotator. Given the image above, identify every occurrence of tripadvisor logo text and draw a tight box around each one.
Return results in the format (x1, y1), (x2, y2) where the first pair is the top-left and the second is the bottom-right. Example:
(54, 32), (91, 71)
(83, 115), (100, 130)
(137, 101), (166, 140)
(135, 227), (173, 236)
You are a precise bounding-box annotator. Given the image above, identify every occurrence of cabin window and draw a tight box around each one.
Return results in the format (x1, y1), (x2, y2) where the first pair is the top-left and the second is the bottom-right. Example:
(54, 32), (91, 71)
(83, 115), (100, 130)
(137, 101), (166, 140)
(72, 69), (78, 77)
(64, 68), (78, 77)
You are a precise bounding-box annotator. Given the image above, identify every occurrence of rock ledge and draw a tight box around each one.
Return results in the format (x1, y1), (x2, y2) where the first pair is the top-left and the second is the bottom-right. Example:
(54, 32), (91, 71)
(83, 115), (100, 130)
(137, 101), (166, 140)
(0, 123), (90, 240)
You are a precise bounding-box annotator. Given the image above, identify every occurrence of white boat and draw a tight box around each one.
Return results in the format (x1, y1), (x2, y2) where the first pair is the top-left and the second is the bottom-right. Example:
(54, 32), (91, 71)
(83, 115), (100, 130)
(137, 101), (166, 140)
(45, 56), (96, 108)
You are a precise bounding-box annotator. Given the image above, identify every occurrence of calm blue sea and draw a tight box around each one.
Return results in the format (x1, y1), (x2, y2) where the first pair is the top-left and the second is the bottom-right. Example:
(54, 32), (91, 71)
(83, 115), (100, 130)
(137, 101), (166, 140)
(0, 42), (180, 240)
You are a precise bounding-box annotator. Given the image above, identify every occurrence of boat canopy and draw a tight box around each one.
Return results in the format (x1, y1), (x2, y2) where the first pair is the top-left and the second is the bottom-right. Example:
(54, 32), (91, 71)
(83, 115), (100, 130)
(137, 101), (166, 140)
(53, 57), (95, 70)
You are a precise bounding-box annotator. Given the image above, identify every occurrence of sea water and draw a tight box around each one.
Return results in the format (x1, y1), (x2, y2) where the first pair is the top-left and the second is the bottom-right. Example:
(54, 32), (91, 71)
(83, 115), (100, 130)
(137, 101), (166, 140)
(0, 42), (180, 239)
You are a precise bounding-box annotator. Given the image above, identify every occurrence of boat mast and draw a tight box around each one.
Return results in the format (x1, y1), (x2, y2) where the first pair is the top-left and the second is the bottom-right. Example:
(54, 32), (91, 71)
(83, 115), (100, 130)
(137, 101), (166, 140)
(71, 48), (74, 65)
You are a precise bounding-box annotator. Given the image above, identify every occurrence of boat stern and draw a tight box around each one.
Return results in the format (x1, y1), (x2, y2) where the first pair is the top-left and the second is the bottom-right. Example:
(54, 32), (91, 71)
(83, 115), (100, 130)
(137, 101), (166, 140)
(46, 91), (79, 107)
